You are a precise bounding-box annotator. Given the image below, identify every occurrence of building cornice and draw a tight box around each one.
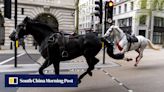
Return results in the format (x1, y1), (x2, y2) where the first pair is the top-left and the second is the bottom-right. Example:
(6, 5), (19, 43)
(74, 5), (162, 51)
(0, 0), (75, 10)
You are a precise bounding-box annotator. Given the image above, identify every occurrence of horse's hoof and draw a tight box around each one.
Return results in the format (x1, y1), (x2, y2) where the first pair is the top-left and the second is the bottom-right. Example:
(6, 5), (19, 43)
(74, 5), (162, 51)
(134, 64), (138, 67)
(78, 79), (81, 84)
(127, 58), (133, 62)
(39, 71), (44, 75)
(88, 72), (92, 76)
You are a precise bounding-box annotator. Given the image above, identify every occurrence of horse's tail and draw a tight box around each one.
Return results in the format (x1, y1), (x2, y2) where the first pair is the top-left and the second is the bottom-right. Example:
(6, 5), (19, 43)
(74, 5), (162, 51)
(147, 39), (160, 50)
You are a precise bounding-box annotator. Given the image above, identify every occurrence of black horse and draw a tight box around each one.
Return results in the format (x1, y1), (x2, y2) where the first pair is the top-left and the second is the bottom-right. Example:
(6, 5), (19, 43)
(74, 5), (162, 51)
(9, 17), (124, 83)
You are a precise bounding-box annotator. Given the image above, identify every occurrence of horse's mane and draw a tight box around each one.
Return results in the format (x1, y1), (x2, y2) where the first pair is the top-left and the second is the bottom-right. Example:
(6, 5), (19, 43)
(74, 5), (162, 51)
(28, 20), (56, 33)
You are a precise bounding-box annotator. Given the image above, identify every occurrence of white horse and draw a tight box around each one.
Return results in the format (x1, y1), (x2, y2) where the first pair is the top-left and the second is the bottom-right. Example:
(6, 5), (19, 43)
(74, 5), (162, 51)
(104, 25), (160, 67)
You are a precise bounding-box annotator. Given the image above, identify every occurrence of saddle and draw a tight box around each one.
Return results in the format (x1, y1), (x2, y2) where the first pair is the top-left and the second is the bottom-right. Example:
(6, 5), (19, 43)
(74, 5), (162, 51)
(125, 34), (138, 51)
(48, 32), (69, 58)
(126, 34), (138, 43)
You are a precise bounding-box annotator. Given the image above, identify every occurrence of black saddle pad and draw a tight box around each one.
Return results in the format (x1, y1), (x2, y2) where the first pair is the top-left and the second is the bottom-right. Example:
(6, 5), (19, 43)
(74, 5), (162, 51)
(126, 34), (138, 43)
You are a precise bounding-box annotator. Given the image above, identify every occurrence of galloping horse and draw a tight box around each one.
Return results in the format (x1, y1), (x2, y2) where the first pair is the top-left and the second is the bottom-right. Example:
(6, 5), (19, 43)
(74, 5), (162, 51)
(103, 25), (160, 67)
(9, 17), (103, 83)
(9, 17), (124, 83)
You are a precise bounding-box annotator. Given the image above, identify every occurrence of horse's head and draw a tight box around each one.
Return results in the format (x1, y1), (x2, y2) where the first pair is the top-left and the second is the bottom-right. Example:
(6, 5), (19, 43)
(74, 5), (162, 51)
(106, 25), (125, 41)
(9, 17), (31, 41)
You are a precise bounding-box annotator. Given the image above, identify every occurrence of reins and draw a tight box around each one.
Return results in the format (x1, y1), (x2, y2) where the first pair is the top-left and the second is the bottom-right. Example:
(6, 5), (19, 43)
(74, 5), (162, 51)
(23, 47), (42, 66)
(21, 32), (61, 66)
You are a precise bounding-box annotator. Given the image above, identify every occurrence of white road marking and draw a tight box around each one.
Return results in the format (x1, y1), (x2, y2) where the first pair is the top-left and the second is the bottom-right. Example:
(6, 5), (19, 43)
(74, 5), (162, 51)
(119, 83), (123, 85)
(0, 53), (26, 65)
(101, 69), (133, 92)
(128, 90), (133, 92)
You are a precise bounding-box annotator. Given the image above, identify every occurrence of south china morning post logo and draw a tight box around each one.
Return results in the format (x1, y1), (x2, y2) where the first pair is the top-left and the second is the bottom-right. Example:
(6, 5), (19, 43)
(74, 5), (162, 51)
(5, 74), (78, 87)
(8, 77), (18, 85)
(5, 75), (19, 87)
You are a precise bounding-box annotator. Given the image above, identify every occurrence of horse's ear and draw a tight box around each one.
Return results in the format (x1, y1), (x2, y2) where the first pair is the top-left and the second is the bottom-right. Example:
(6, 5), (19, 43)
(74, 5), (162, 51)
(23, 16), (31, 24)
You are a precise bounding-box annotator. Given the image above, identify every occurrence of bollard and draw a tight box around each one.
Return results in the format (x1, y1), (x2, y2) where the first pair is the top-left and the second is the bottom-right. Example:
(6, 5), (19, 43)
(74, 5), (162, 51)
(35, 44), (37, 50)
(10, 42), (13, 50)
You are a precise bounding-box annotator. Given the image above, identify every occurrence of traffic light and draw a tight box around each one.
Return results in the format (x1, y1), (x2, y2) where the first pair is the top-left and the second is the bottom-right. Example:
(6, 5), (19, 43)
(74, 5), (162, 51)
(106, 1), (114, 22)
(4, 0), (12, 19)
(95, 0), (102, 24)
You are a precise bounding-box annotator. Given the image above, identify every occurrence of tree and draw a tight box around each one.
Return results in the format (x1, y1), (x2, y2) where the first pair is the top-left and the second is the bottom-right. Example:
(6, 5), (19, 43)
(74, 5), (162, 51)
(139, 0), (164, 39)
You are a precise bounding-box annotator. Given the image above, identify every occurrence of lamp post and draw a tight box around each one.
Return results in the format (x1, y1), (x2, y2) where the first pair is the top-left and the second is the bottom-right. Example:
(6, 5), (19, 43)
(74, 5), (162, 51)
(14, 0), (18, 68)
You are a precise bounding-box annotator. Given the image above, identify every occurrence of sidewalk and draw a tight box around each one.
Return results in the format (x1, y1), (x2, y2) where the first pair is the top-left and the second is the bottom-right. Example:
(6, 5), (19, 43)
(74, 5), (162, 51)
(0, 46), (40, 54)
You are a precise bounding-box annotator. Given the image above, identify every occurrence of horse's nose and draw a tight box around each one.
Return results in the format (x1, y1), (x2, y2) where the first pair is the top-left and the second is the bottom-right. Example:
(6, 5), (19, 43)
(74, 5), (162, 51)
(9, 31), (16, 41)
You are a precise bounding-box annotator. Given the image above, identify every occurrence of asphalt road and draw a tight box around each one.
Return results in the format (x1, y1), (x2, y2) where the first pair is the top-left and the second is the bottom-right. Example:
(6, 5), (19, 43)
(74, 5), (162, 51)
(0, 54), (13, 62)
(0, 53), (41, 65)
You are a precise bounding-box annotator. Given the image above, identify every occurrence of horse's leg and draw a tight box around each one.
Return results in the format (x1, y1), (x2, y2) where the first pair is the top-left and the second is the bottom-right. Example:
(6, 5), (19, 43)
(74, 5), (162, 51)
(78, 70), (88, 84)
(49, 50), (60, 75)
(48, 43), (60, 75)
(52, 61), (60, 75)
(135, 49), (140, 61)
(39, 58), (52, 75)
(121, 46), (133, 62)
(134, 49), (144, 67)
(78, 57), (91, 83)
(134, 49), (140, 67)
(86, 57), (99, 76)
(88, 57), (99, 73)
(78, 57), (99, 84)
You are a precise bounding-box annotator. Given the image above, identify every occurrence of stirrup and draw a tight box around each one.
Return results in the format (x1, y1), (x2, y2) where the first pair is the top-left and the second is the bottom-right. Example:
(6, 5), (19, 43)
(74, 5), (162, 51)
(62, 51), (68, 58)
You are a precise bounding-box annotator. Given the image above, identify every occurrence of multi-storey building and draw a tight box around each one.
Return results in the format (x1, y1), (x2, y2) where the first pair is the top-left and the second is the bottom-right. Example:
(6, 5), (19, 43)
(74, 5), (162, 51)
(79, 0), (95, 34)
(0, 0), (75, 48)
(114, 0), (164, 44)
(79, 0), (109, 34)
(79, 0), (164, 44)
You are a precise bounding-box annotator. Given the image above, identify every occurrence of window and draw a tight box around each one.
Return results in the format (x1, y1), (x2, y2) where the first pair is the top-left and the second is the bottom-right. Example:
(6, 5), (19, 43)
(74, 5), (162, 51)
(113, 8), (116, 15)
(118, 17), (132, 27)
(153, 17), (164, 44)
(153, 32), (162, 44)
(118, 17), (132, 34)
(124, 4), (127, 12)
(119, 6), (121, 14)
(21, 8), (24, 15)
(139, 15), (147, 25)
(129, 17), (132, 26)
(154, 17), (164, 27)
(131, 2), (133, 10)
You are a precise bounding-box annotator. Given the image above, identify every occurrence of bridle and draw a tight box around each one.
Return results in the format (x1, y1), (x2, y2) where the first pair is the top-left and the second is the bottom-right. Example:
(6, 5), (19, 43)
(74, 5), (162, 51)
(15, 23), (27, 40)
